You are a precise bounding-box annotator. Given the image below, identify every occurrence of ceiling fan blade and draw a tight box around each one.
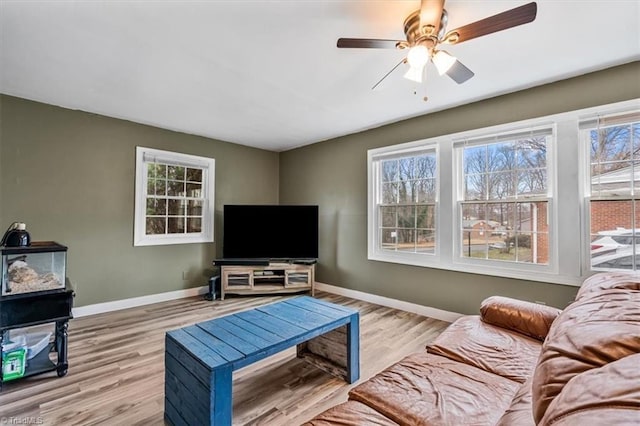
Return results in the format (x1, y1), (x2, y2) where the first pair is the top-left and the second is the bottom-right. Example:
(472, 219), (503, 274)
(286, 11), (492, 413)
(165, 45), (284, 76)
(337, 38), (403, 49)
(442, 2), (537, 45)
(445, 60), (474, 84)
(372, 58), (407, 90)
(420, 0), (445, 36)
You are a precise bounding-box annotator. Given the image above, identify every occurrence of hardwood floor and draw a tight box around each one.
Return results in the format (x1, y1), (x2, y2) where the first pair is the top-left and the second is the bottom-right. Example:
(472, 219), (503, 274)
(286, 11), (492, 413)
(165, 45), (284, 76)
(0, 291), (449, 425)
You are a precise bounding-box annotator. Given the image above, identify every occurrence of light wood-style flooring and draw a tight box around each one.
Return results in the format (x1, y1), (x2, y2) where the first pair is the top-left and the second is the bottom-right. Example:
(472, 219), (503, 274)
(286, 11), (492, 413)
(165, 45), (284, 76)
(0, 291), (449, 425)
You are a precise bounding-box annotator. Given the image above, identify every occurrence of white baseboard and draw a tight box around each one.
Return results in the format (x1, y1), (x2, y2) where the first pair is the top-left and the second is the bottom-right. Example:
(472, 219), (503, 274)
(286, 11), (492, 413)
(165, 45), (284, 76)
(73, 282), (463, 323)
(315, 282), (463, 323)
(72, 285), (208, 318)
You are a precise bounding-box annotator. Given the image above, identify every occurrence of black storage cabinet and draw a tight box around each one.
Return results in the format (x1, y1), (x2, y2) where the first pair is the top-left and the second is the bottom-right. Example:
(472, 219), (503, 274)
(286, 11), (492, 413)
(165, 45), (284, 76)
(0, 243), (73, 388)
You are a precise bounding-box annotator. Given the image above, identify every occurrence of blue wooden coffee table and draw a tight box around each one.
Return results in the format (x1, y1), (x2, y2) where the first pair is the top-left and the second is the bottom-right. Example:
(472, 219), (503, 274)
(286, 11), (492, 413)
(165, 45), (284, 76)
(164, 296), (360, 426)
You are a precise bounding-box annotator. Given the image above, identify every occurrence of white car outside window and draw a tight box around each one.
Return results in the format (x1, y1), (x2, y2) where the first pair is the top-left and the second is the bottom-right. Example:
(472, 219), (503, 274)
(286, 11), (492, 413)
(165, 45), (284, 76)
(591, 228), (640, 257)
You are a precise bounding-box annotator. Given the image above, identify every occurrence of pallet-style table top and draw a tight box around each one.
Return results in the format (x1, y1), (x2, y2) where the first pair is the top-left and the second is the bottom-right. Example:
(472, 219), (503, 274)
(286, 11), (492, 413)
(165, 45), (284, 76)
(166, 296), (357, 372)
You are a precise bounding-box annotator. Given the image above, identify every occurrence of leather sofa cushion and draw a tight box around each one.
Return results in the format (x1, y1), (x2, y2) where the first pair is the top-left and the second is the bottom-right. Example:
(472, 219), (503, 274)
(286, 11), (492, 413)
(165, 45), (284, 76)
(480, 296), (561, 341)
(532, 289), (640, 423)
(302, 400), (399, 426)
(576, 271), (640, 300)
(495, 378), (536, 426)
(548, 409), (640, 426)
(427, 315), (541, 383)
(540, 353), (640, 425)
(348, 352), (519, 426)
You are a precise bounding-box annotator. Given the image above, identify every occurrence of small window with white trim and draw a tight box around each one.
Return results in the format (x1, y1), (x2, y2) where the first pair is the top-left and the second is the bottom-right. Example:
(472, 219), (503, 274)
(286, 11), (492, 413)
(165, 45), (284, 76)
(369, 145), (438, 262)
(455, 127), (552, 266)
(582, 111), (640, 270)
(134, 147), (215, 246)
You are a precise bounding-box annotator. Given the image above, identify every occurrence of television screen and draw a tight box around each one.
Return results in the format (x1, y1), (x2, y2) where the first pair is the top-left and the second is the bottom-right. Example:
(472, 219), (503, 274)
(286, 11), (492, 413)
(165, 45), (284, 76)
(223, 205), (319, 260)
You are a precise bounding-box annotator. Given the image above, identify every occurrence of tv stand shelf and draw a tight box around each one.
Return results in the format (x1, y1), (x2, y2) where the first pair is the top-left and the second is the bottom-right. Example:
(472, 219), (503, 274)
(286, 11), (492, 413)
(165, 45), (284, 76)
(220, 262), (315, 300)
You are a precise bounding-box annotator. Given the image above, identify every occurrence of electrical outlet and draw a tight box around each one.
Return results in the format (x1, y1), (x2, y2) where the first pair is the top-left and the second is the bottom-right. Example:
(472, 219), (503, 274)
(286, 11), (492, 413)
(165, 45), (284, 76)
(182, 271), (190, 281)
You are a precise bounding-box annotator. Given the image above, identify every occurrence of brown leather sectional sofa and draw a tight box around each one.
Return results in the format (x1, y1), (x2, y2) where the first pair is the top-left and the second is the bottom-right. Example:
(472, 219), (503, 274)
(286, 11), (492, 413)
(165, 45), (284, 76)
(304, 272), (640, 425)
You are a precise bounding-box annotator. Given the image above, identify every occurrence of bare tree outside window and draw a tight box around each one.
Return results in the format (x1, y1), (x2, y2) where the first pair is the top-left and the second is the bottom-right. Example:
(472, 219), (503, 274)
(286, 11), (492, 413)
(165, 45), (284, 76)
(379, 152), (437, 254)
(460, 135), (549, 264)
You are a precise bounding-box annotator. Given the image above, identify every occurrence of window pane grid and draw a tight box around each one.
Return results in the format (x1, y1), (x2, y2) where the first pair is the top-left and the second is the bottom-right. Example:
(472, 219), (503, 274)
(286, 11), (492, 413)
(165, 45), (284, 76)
(587, 116), (640, 271)
(460, 135), (549, 265)
(145, 162), (205, 236)
(377, 151), (437, 255)
(460, 201), (548, 265)
(135, 147), (214, 246)
(379, 229), (436, 254)
(463, 139), (548, 202)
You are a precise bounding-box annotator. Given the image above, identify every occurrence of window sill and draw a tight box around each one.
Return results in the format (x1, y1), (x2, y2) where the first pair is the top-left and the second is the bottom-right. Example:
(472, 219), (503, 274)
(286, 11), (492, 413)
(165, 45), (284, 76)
(134, 234), (213, 246)
(368, 251), (582, 286)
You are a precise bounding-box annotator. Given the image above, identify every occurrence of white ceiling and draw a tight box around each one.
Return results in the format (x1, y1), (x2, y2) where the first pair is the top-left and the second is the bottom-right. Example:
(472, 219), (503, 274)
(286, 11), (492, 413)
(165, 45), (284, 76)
(1, 1), (638, 152)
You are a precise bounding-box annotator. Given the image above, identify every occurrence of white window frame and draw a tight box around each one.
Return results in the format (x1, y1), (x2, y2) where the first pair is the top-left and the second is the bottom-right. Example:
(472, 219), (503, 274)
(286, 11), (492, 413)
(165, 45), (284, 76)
(580, 109), (640, 273)
(452, 125), (557, 276)
(368, 142), (440, 267)
(134, 146), (215, 246)
(368, 99), (640, 286)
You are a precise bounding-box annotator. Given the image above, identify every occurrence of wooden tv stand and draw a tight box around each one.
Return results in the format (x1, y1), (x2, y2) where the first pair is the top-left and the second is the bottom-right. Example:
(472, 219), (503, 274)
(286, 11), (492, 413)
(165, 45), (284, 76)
(220, 262), (315, 300)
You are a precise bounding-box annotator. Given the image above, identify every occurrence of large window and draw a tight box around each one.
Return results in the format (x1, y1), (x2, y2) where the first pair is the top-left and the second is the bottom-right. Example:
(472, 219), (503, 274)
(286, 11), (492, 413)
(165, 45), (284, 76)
(583, 112), (640, 270)
(367, 99), (638, 285)
(134, 147), (215, 246)
(369, 145), (438, 263)
(456, 129), (551, 266)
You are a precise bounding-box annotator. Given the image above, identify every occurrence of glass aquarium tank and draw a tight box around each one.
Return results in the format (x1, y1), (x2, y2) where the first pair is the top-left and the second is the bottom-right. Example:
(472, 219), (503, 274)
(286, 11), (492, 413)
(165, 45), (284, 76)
(1, 242), (67, 296)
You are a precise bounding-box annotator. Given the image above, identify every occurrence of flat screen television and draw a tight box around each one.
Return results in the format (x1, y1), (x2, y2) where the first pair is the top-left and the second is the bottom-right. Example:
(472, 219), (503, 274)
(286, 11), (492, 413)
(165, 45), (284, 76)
(223, 205), (319, 260)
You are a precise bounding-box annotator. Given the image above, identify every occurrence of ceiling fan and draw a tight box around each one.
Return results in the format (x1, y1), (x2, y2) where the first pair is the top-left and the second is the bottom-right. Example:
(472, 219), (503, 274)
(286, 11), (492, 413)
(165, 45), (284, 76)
(337, 1), (537, 91)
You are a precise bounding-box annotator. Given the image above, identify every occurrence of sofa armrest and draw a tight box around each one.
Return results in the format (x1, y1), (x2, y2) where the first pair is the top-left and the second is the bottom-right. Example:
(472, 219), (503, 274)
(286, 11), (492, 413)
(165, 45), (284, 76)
(480, 296), (561, 341)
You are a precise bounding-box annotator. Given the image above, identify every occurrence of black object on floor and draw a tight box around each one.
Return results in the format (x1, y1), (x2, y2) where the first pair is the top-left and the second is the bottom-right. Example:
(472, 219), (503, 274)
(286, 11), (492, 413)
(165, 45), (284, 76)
(204, 276), (221, 301)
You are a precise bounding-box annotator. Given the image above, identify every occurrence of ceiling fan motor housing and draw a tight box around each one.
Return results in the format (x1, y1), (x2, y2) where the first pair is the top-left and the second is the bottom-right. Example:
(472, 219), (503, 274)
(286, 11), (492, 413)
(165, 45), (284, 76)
(402, 9), (446, 49)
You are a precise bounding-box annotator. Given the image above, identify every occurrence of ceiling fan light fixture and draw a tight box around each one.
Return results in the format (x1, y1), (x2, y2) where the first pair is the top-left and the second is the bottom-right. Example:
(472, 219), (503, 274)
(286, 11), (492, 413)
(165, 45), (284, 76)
(403, 64), (425, 83)
(432, 49), (457, 75)
(406, 45), (430, 68)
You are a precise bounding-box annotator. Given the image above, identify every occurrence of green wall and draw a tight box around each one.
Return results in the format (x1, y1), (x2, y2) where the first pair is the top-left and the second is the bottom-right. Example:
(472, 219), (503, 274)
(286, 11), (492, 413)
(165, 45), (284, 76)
(279, 62), (640, 314)
(2, 62), (638, 314)
(0, 95), (279, 307)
